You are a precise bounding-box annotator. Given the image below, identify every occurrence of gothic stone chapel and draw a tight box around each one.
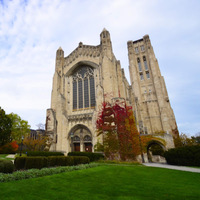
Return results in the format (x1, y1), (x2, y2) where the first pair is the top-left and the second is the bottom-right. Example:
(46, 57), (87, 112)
(46, 28), (178, 154)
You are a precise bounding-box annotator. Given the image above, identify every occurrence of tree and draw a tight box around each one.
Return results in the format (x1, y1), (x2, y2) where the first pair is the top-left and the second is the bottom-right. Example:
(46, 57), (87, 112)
(96, 100), (140, 160)
(174, 133), (196, 147)
(23, 133), (52, 151)
(96, 100), (165, 161)
(0, 107), (12, 146)
(8, 113), (30, 143)
(36, 123), (45, 130)
(191, 132), (200, 144)
(96, 101), (119, 159)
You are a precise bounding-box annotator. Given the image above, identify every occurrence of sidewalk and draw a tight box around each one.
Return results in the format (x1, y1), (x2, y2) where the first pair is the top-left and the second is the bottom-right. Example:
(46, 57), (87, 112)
(143, 163), (200, 173)
(6, 155), (15, 159)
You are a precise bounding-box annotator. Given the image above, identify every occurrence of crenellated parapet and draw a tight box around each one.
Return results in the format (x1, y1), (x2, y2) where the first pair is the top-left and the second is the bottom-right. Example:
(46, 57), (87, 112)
(64, 43), (101, 67)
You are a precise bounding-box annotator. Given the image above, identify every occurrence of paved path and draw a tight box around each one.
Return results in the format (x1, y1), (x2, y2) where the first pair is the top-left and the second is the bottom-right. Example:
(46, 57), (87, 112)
(6, 155), (15, 159)
(143, 163), (200, 173)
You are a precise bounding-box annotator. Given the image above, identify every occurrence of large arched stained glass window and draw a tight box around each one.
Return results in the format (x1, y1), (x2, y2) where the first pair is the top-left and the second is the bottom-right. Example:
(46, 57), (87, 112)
(72, 66), (95, 110)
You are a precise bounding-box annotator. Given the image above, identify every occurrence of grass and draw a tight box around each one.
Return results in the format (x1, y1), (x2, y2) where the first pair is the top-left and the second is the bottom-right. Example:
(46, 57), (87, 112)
(96, 159), (141, 165)
(0, 165), (200, 200)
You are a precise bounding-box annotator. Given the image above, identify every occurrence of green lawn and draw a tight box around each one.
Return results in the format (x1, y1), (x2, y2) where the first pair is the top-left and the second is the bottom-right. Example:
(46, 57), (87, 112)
(0, 165), (200, 200)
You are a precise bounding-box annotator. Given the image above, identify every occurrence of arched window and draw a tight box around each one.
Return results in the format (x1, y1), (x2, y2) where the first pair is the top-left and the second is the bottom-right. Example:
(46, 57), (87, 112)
(72, 66), (95, 110)
(73, 136), (80, 142)
(84, 135), (92, 142)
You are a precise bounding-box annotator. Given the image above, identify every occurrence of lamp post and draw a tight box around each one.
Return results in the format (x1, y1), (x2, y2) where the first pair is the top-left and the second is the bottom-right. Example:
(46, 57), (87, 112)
(20, 136), (24, 156)
(139, 133), (145, 163)
(70, 132), (74, 152)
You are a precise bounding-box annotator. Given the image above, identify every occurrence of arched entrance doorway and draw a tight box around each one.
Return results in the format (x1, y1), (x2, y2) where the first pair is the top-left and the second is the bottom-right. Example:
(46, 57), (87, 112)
(69, 125), (93, 152)
(147, 140), (166, 163)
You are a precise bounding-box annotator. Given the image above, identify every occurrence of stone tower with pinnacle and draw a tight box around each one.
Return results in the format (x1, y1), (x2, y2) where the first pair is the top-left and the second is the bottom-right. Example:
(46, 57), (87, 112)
(46, 29), (178, 155)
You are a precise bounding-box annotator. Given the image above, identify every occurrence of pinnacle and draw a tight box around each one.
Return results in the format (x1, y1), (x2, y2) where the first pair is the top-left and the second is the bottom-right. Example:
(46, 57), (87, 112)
(58, 46), (63, 51)
(102, 28), (108, 32)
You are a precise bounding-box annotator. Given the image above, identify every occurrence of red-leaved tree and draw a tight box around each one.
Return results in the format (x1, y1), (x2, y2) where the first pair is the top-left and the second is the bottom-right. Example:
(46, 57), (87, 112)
(96, 99), (140, 160)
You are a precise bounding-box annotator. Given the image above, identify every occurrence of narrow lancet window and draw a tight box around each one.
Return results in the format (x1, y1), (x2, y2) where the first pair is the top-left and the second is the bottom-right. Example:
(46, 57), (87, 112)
(90, 77), (95, 107)
(73, 81), (77, 109)
(78, 80), (83, 109)
(84, 78), (89, 108)
(137, 58), (142, 72)
(143, 56), (149, 71)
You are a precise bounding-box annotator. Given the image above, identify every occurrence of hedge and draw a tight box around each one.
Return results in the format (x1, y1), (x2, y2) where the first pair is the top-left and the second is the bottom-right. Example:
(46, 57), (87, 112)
(0, 160), (14, 173)
(73, 156), (90, 165)
(14, 156), (90, 170)
(164, 145), (200, 166)
(68, 152), (104, 162)
(25, 157), (48, 169)
(26, 151), (64, 157)
(14, 157), (26, 170)
(0, 163), (100, 182)
(48, 156), (74, 167)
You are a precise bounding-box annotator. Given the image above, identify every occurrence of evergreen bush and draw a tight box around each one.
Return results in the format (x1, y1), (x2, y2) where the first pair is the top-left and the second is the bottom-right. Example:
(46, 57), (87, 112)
(48, 156), (74, 167)
(68, 152), (104, 162)
(164, 145), (200, 166)
(0, 160), (14, 173)
(14, 156), (89, 170)
(27, 151), (64, 157)
(25, 157), (48, 169)
(73, 156), (90, 165)
(14, 157), (26, 170)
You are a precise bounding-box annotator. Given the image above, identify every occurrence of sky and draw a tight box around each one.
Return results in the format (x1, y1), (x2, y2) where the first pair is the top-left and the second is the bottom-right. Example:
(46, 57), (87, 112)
(0, 0), (200, 136)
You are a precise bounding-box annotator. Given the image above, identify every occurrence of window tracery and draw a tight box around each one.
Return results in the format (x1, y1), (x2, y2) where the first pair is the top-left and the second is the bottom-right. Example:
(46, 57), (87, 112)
(72, 66), (95, 110)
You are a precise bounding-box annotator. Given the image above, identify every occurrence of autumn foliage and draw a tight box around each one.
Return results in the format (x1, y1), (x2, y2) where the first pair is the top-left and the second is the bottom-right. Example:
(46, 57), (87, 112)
(0, 141), (19, 154)
(96, 99), (166, 161)
(23, 134), (52, 152)
(96, 100), (140, 160)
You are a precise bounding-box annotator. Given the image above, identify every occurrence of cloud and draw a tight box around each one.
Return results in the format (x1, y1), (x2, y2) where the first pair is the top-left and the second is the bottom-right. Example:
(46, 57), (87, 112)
(0, 0), (200, 135)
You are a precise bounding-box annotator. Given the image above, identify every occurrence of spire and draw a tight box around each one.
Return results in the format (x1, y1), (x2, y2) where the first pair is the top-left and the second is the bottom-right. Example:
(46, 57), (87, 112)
(102, 27), (108, 32)
(56, 46), (64, 60)
(58, 46), (63, 51)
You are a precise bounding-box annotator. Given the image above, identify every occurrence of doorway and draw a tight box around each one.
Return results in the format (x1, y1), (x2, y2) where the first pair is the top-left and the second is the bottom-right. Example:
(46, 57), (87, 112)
(84, 143), (92, 152)
(74, 143), (80, 152)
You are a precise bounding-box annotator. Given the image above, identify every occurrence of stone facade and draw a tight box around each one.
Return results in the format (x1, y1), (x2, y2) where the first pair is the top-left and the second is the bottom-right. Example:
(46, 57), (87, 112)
(46, 29), (178, 154)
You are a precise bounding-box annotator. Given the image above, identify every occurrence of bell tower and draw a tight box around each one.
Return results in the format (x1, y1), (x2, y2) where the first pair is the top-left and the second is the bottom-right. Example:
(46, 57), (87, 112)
(128, 36), (178, 136)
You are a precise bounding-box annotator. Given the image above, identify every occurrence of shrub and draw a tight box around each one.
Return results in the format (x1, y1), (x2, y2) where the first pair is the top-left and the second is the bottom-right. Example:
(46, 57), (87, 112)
(27, 151), (64, 157)
(25, 157), (48, 169)
(73, 156), (90, 165)
(0, 160), (14, 173)
(0, 163), (100, 182)
(68, 152), (104, 162)
(48, 156), (74, 167)
(14, 157), (26, 170)
(164, 145), (200, 166)
(0, 141), (18, 154)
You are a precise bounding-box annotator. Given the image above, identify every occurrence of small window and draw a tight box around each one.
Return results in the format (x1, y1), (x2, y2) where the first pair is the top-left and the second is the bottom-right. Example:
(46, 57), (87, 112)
(144, 127), (148, 134)
(135, 47), (139, 53)
(146, 71), (150, 79)
(143, 56), (149, 71)
(140, 73), (144, 80)
(137, 58), (142, 72)
(141, 45), (145, 51)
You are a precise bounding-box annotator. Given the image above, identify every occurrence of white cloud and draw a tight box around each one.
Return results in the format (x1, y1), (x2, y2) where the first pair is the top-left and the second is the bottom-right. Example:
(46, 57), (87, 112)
(0, 0), (200, 135)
